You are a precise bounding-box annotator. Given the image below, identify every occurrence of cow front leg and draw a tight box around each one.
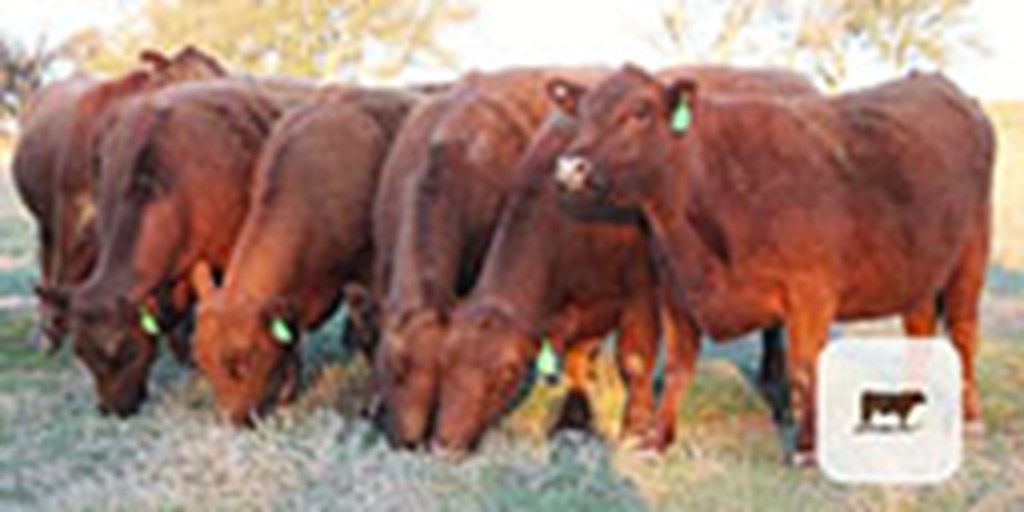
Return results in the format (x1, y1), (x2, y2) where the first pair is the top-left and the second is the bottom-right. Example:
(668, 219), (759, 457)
(643, 301), (700, 452)
(615, 292), (660, 441)
(784, 291), (834, 467)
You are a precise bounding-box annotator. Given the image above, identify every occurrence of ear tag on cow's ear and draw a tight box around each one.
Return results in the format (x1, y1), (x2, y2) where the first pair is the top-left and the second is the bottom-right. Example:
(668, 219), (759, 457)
(138, 306), (161, 336)
(671, 101), (692, 134)
(536, 338), (560, 382)
(270, 318), (295, 346)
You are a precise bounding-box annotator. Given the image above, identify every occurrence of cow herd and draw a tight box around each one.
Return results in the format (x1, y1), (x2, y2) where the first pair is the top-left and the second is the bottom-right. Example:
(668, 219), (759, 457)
(11, 46), (994, 466)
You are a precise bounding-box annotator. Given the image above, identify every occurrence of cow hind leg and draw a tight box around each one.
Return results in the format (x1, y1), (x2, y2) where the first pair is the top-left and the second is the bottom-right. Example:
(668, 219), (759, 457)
(756, 327), (790, 425)
(942, 222), (989, 434)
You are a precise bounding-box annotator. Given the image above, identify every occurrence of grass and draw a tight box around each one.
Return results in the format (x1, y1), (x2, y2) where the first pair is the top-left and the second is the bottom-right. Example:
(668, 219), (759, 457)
(1, 307), (1022, 511)
(1, 108), (1023, 510)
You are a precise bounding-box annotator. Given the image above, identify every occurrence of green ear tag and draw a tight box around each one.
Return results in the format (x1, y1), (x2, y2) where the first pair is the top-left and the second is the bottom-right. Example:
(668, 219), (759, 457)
(671, 102), (692, 134)
(536, 338), (560, 380)
(270, 318), (295, 346)
(138, 306), (161, 336)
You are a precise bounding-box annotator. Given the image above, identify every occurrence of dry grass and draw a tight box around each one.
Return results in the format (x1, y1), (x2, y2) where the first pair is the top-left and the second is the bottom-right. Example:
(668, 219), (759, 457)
(0, 311), (1021, 511)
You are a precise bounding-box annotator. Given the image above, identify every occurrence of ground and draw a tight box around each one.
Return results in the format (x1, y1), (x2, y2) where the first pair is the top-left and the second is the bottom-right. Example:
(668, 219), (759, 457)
(0, 105), (1022, 511)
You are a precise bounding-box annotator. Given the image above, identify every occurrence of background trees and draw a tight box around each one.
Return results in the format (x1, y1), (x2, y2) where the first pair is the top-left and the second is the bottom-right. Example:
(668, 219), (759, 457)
(651, 0), (983, 88)
(69, 0), (475, 80)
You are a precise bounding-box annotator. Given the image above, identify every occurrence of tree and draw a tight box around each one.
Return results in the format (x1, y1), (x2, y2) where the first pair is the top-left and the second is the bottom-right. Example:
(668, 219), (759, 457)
(0, 36), (55, 119)
(652, 0), (984, 88)
(72, 0), (476, 81)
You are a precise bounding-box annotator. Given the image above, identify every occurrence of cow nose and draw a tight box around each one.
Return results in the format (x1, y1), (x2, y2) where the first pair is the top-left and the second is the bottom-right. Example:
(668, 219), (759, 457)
(555, 155), (593, 192)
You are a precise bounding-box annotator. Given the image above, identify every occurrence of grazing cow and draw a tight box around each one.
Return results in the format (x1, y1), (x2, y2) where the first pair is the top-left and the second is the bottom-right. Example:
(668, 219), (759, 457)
(12, 74), (96, 335)
(45, 80), (282, 416)
(551, 65), (994, 464)
(367, 68), (610, 448)
(16, 46), (227, 353)
(190, 87), (417, 425)
(430, 67), (822, 453)
(858, 390), (927, 431)
(369, 66), (820, 450)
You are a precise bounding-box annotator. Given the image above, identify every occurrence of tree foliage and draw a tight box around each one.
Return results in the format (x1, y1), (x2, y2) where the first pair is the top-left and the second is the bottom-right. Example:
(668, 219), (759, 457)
(72, 0), (475, 81)
(653, 0), (984, 88)
(0, 36), (55, 119)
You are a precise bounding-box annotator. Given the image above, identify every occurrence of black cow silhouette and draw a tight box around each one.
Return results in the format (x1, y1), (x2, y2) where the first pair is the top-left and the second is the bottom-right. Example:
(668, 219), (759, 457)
(857, 389), (927, 432)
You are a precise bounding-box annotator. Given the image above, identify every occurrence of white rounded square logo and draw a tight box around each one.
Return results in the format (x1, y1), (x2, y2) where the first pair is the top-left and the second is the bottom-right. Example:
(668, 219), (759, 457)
(818, 337), (962, 484)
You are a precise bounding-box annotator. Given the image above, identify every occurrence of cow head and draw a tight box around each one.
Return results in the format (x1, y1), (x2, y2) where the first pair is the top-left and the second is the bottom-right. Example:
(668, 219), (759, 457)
(431, 305), (538, 453)
(192, 263), (301, 426)
(374, 306), (449, 449)
(548, 64), (698, 212)
(63, 289), (160, 417)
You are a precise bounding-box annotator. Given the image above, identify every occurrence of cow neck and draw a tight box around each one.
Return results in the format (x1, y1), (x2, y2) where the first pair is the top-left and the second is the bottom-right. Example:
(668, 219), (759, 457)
(387, 94), (537, 319)
(386, 179), (463, 318)
(466, 166), (561, 332)
(642, 122), (731, 303)
(220, 216), (301, 313)
(77, 201), (162, 307)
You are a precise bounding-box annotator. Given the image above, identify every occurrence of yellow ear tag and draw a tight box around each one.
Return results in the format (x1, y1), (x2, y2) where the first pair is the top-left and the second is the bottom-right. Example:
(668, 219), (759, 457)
(536, 338), (560, 380)
(138, 306), (161, 336)
(270, 317), (295, 346)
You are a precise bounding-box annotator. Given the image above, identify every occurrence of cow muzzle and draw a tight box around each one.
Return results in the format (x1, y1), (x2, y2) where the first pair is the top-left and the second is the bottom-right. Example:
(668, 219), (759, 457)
(555, 155), (594, 193)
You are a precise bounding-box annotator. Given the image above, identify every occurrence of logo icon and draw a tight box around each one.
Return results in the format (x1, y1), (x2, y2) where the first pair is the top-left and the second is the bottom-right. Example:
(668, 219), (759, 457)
(818, 337), (961, 484)
(856, 389), (927, 433)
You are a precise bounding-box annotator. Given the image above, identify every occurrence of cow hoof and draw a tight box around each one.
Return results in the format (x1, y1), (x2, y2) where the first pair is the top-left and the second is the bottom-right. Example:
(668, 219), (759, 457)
(789, 450), (817, 468)
(964, 419), (986, 437)
(627, 426), (672, 454)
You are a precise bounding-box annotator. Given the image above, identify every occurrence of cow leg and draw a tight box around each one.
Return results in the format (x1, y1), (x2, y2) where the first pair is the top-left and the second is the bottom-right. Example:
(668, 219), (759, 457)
(756, 327), (790, 425)
(902, 298), (940, 337)
(552, 337), (600, 433)
(31, 225), (61, 352)
(643, 301), (700, 451)
(163, 280), (195, 366)
(166, 321), (193, 366)
(785, 289), (834, 466)
(615, 292), (660, 441)
(942, 222), (989, 433)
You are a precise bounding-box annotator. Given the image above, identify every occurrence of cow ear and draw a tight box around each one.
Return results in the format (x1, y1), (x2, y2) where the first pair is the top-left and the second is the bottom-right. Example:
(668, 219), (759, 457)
(139, 49), (171, 71)
(546, 78), (588, 117)
(190, 260), (219, 301)
(664, 78), (698, 136)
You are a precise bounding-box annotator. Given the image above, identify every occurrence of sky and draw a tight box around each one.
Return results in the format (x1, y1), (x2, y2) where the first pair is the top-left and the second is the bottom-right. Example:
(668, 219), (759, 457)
(1, 0), (1022, 99)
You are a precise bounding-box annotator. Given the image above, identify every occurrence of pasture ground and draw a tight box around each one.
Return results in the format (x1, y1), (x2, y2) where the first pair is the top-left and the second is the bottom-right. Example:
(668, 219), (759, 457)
(0, 104), (1022, 511)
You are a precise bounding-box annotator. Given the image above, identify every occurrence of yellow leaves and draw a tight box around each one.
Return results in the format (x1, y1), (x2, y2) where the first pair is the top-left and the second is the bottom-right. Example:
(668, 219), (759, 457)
(655, 0), (982, 89)
(73, 0), (474, 81)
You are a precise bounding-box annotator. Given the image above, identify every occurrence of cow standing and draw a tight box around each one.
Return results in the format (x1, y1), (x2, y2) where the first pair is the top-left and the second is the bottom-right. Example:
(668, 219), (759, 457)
(552, 66), (994, 464)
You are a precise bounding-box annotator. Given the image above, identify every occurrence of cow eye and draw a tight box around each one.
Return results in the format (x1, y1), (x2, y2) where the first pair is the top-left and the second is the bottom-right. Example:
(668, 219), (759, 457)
(632, 103), (653, 124)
